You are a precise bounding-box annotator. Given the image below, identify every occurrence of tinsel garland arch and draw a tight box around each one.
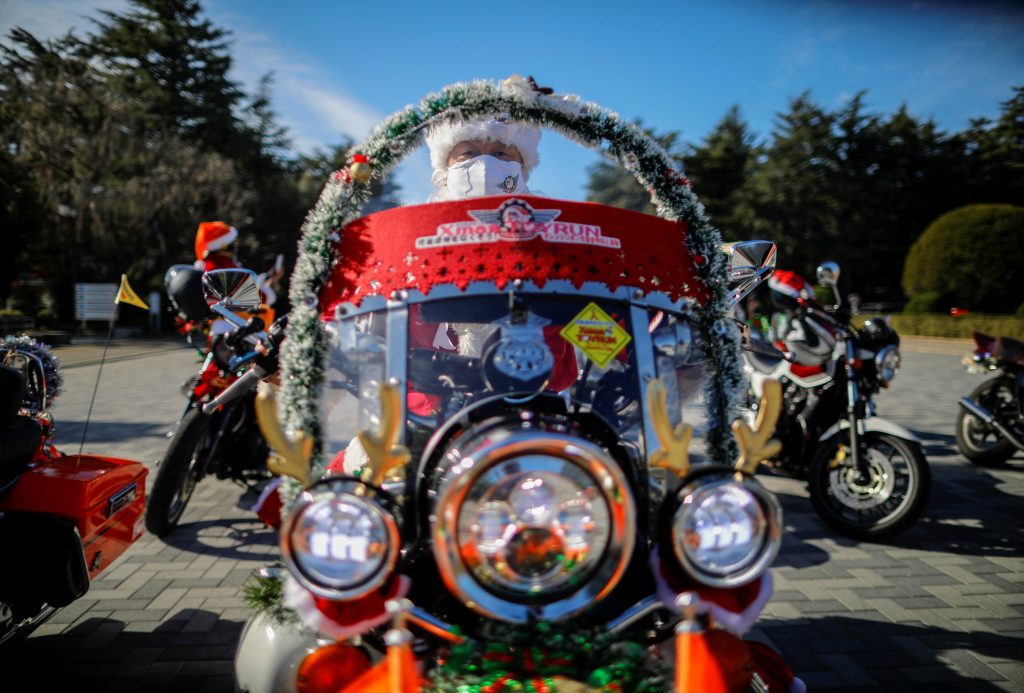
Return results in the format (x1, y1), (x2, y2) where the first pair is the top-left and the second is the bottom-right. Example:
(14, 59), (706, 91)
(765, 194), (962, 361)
(279, 76), (743, 503)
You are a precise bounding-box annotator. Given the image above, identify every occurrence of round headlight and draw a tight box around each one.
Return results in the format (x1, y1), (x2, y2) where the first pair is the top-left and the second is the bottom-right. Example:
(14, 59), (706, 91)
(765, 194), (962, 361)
(671, 475), (781, 588)
(433, 429), (635, 624)
(281, 480), (399, 600)
(875, 345), (900, 384)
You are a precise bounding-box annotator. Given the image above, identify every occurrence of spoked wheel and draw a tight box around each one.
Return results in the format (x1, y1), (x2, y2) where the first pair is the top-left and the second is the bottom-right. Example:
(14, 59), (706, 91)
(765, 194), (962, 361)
(145, 408), (215, 537)
(809, 432), (931, 540)
(955, 377), (1018, 466)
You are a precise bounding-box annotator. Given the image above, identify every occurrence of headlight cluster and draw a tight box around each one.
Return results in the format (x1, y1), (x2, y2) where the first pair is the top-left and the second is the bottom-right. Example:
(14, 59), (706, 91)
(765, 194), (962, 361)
(281, 479), (399, 600)
(669, 472), (782, 588)
(433, 429), (635, 624)
(875, 345), (901, 385)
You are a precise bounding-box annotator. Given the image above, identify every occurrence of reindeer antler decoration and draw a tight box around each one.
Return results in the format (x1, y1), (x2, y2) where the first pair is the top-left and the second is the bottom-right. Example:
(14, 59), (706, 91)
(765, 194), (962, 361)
(647, 378), (694, 479)
(254, 383), (313, 487)
(358, 382), (411, 487)
(732, 379), (783, 475)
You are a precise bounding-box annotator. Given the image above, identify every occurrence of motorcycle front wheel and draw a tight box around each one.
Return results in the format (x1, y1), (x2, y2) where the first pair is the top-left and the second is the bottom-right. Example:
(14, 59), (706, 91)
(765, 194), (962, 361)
(808, 432), (930, 540)
(145, 407), (214, 537)
(954, 376), (1018, 466)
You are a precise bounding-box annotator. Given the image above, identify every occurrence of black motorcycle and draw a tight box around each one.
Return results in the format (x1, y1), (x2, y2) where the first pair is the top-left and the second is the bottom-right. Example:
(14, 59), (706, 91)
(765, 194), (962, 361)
(956, 331), (1024, 465)
(744, 261), (931, 539)
(145, 269), (283, 536)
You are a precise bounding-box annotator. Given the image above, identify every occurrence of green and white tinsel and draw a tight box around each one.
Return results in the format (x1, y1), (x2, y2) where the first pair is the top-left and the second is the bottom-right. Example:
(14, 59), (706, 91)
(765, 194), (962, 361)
(1, 333), (64, 408)
(278, 76), (743, 506)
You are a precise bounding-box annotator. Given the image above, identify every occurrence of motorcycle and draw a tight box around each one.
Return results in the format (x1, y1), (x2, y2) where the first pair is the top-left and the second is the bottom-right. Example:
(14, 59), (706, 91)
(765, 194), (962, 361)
(744, 261), (930, 539)
(144, 268), (281, 537)
(956, 331), (1024, 465)
(231, 79), (804, 692)
(0, 336), (147, 644)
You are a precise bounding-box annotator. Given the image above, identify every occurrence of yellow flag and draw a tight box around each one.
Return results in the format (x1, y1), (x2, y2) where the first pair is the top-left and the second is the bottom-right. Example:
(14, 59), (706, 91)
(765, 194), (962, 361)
(115, 274), (149, 310)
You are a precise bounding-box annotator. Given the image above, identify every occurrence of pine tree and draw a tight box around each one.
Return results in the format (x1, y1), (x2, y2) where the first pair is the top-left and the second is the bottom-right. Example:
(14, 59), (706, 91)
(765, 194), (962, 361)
(683, 105), (758, 241)
(585, 124), (681, 214)
(88, 0), (243, 155)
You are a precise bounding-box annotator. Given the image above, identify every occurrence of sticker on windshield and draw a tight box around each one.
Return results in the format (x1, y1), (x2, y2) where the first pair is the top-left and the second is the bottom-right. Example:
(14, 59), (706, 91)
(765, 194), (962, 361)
(560, 302), (631, 368)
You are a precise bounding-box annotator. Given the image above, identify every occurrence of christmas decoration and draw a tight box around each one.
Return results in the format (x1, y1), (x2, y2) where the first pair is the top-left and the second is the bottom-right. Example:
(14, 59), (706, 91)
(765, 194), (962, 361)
(279, 77), (742, 498)
(350, 154), (372, 184)
(424, 623), (668, 693)
(1, 334), (63, 408)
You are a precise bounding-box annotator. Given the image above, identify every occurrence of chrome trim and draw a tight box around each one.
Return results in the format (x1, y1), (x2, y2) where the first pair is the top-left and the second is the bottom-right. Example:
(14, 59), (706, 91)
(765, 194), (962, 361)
(629, 303), (660, 464)
(385, 298), (409, 444)
(669, 473), (782, 588)
(874, 344), (900, 384)
(606, 595), (668, 633)
(106, 482), (138, 517)
(333, 280), (698, 321)
(432, 429), (636, 624)
(280, 479), (400, 601)
(2, 348), (48, 414)
(408, 606), (465, 644)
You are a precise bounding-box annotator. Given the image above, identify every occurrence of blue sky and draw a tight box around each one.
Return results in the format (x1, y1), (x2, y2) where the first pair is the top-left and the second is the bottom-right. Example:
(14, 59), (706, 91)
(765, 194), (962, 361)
(2, 0), (1022, 203)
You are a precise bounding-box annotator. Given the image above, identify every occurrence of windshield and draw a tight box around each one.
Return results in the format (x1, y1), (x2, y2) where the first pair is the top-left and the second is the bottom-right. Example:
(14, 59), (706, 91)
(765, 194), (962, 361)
(320, 292), (708, 475)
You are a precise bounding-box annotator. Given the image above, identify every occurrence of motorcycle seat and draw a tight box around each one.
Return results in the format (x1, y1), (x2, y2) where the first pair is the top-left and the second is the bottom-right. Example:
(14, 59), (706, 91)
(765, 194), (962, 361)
(993, 336), (1024, 367)
(0, 417), (43, 492)
(0, 366), (42, 493)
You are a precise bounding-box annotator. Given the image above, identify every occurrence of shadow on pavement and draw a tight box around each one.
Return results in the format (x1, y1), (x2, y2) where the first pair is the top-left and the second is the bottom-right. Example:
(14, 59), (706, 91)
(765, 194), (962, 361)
(759, 614), (1023, 691)
(156, 517), (278, 561)
(0, 610), (241, 692)
(56, 420), (173, 443)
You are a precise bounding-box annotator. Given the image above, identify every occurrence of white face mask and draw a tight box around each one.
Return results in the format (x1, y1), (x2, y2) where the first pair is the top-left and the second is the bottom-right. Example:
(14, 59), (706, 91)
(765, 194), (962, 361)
(445, 155), (527, 199)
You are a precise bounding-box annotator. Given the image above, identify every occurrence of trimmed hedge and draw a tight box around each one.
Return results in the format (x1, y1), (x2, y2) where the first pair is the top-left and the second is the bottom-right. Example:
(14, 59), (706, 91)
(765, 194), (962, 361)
(902, 204), (1024, 313)
(860, 312), (1024, 339)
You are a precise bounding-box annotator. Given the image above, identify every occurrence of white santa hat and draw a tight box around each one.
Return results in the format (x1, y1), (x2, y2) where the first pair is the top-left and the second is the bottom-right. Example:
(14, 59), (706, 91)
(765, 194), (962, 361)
(425, 116), (541, 190)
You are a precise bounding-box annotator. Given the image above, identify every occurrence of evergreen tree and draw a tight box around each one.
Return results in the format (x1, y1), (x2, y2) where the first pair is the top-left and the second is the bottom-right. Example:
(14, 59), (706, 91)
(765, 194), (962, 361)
(743, 93), (841, 280)
(585, 125), (681, 214)
(683, 105), (758, 241)
(88, 0), (243, 155)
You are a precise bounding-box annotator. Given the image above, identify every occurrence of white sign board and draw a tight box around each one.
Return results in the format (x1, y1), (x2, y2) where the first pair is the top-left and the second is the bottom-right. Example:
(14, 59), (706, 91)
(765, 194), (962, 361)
(75, 283), (118, 321)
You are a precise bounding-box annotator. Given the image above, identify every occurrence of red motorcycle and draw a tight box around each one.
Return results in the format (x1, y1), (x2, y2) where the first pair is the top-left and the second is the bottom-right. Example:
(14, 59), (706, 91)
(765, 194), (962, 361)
(0, 336), (147, 645)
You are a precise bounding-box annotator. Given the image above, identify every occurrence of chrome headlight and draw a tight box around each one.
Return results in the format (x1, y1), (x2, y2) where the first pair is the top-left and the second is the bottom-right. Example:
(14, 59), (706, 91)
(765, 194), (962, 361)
(670, 473), (781, 588)
(875, 345), (900, 385)
(432, 429), (635, 624)
(281, 479), (399, 600)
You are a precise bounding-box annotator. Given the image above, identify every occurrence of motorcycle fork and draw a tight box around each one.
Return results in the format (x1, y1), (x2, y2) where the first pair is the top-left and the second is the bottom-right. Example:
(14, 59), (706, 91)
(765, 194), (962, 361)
(842, 339), (866, 477)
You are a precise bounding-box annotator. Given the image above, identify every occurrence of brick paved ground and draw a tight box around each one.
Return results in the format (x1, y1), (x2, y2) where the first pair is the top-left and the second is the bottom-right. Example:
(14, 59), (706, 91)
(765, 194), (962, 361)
(0, 336), (1020, 691)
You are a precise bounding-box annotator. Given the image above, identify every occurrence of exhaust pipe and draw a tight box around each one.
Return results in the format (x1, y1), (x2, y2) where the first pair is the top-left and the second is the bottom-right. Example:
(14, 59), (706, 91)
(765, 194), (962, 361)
(959, 397), (1024, 451)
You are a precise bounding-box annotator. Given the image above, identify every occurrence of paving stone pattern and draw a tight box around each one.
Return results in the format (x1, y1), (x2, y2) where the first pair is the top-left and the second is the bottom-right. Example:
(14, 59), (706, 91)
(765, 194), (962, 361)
(0, 339), (1020, 691)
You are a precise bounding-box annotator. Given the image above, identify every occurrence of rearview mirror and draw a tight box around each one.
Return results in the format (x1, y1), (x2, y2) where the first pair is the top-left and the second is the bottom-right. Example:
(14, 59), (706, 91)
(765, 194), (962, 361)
(202, 269), (262, 311)
(816, 261), (840, 287)
(722, 240), (777, 308)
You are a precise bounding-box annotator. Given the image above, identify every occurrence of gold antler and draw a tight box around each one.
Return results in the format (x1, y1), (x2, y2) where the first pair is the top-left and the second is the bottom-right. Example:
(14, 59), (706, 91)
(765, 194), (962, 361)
(358, 382), (412, 487)
(732, 379), (783, 475)
(647, 378), (694, 479)
(254, 384), (313, 487)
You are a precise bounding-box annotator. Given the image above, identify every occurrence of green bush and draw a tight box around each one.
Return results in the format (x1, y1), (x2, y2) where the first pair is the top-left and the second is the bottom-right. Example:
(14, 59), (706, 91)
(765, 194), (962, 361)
(902, 204), (1024, 313)
(860, 312), (1024, 339)
(903, 291), (946, 314)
